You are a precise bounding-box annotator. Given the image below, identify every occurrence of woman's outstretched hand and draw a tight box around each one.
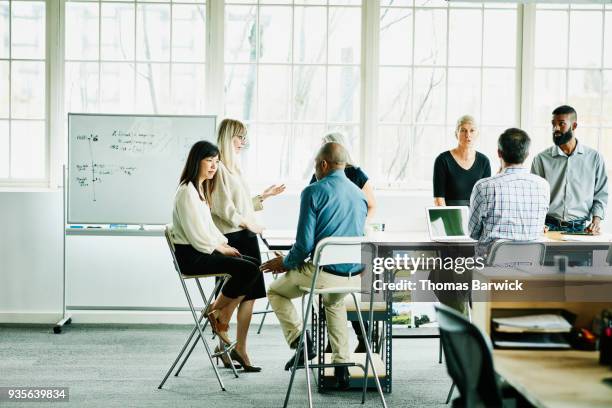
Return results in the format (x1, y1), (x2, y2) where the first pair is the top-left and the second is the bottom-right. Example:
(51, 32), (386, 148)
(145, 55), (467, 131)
(261, 184), (286, 200)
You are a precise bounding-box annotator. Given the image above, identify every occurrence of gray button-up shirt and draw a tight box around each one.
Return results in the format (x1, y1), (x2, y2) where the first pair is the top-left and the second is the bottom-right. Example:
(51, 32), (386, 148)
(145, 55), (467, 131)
(531, 140), (608, 221)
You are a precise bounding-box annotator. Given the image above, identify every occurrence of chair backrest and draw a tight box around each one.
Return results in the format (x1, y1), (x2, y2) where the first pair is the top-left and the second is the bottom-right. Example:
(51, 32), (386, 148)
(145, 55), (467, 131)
(164, 225), (181, 274)
(312, 236), (363, 270)
(606, 244), (612, 266)
(486, 240), (545, 268)
(435, 304), (503, 408)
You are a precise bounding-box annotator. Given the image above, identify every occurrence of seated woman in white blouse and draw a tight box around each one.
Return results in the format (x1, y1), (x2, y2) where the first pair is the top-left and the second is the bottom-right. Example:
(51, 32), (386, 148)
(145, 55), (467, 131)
(170, 140), (263, 371)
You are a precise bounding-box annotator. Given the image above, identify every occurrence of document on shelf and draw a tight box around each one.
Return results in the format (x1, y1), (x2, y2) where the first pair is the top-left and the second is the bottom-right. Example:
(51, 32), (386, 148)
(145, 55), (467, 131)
(561, 233), (612, 242)
(492, 314), (572, 332)
(494, 340), (571, 349)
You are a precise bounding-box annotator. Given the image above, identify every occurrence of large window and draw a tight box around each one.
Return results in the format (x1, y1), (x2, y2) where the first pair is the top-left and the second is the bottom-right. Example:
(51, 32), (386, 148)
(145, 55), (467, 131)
(64, 0), (207, 116)
(0, 0), (46, 182)
(530, 3), (612, 176)
(4, 1), (612, 190)
(377, 0), (518, 186)
(223, 0), (361, 182)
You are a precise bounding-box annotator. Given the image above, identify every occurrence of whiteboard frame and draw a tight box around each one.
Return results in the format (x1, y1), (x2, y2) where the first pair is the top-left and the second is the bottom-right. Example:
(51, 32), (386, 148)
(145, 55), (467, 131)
(67, 113), (217, 225)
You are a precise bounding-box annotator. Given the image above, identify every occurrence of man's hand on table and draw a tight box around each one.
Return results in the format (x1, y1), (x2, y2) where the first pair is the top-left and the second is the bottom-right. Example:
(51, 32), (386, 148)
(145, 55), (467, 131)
(586, 216), (602, 234)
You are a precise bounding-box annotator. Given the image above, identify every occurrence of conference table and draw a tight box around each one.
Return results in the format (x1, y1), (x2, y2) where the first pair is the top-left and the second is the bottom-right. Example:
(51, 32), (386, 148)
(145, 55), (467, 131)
(261, 229), (612, 406)
(495, 349), (612, 408)
(261, 229), (612, 248)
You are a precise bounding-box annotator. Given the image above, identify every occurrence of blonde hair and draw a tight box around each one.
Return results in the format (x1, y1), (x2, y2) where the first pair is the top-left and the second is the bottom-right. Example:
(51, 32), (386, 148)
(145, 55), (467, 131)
(217, 118), (247, 173)
(455, 115), (478, 135)
(322, 132), (355, 166)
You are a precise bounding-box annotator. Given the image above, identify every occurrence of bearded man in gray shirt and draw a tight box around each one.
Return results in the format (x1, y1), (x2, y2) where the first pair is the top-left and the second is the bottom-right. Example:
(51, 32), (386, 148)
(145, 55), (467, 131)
(531, 105), (608, 234)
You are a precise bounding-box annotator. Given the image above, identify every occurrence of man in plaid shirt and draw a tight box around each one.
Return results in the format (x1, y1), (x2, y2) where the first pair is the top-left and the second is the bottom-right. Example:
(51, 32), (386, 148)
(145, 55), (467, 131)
(469, 128), (550, 258)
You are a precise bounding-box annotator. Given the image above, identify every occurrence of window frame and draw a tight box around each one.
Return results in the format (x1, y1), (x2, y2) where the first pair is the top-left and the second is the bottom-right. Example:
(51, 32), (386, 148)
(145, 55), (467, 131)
(0, 0), (55, 189)
(371, 1), (524, 190)
(3, 0), (611, 194)
(222, 1), (363, 188)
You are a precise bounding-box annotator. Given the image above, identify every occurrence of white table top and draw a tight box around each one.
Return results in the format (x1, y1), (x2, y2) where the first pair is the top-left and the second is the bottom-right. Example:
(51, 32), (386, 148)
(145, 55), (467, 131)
(261, 230), (612, 245)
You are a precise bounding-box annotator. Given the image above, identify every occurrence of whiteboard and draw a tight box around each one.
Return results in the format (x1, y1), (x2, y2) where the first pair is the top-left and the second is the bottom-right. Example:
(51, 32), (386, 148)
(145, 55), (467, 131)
(68, 114), (216, 225)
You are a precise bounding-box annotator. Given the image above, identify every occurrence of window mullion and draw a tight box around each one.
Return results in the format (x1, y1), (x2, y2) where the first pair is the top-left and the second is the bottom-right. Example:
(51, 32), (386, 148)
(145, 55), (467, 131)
(479, 5), (484, 128)
(8, 0), (12, 179)
(565, 7), (570, 103)
(599, 8), (605, 147)
(169, 2), (173, 115)
(360, 0), (379, 173)
(444, 4), (449, 129)
(519, 3), (535, 133)
(205, 0), (223, 118)
(48, 0), (66, 189)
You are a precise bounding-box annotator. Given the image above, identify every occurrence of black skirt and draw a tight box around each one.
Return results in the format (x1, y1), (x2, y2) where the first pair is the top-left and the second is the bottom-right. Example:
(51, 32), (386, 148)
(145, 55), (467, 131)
(224, 229), (266, 301)
(174, 244), (261, 300)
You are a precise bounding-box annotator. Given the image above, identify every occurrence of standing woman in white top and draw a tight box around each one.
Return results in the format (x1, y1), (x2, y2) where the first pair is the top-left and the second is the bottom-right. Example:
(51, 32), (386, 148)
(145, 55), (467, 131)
(211, 119), (285, 365)
(171, 140), (263, 371)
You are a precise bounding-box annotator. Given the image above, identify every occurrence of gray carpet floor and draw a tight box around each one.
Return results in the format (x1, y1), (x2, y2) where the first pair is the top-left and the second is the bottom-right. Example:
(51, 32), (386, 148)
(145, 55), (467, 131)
(0, 323), (452, 408)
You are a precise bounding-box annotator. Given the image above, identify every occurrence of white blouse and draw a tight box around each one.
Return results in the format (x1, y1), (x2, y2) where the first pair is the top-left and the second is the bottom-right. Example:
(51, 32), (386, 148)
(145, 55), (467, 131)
(210, 162), (263, 234)
(170, 182), (228, 254)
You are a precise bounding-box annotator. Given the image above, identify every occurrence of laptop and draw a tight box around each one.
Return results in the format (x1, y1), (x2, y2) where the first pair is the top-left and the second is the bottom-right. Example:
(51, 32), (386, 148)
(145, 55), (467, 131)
(426, 206), (476, 243)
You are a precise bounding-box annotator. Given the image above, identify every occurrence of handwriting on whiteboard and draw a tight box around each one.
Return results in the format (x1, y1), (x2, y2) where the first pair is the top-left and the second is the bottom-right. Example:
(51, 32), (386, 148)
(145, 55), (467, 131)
(72, 130), (165, 202)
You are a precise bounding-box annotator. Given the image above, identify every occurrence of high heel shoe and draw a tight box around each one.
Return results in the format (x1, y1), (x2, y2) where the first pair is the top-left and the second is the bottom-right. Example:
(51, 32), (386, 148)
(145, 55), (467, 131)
(207, 310), (233, 346)
(230, 349), (262, 373)
(214, 345), (241, 369)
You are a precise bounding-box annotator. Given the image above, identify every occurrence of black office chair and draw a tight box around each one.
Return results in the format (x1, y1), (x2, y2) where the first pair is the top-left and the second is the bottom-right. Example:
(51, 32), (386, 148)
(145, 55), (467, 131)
(435, 304), (515, 408)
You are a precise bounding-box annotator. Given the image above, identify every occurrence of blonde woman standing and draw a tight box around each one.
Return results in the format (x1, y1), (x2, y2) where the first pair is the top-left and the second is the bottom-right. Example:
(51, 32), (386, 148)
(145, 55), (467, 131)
(433, 115), (491, 207)
(211, 118), (285, 371)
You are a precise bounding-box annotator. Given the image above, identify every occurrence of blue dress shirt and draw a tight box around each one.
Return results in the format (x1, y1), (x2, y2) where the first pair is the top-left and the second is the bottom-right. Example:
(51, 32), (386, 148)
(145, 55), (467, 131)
(283, 169), (367, 275)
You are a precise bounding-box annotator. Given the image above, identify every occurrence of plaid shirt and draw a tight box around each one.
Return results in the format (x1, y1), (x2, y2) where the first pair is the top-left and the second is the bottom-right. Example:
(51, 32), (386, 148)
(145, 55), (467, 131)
(469, 167), (550, 258)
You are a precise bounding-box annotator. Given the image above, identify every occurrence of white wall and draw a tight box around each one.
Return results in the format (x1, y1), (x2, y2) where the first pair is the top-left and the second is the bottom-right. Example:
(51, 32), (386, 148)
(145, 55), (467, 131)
(0, 192), (63, 323)
(4, 189), (607, 324)
(0, 190), (431, 324)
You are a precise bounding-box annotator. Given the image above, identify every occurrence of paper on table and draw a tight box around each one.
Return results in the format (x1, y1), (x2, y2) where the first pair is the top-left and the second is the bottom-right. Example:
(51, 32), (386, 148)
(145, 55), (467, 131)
(492, 314), (571, 331)
(561, 233), (612, 242)
(495, 325), (570, 334)
(494, 340), (571, 349)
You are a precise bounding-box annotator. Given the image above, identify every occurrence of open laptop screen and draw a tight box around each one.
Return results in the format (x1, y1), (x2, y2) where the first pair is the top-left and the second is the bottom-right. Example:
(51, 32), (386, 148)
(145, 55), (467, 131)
(427, 207), (468, 237)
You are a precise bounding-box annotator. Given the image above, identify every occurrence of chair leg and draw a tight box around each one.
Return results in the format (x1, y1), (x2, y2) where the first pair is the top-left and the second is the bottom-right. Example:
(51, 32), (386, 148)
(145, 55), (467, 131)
(439, 337), (443, 364)
(283, 293), (315, 408)
(445, 382), (455, 404)
(183, 277), (239, 379)
(257, 270), (280, 334)
(256, 300), (271, 334)
(353, 294), (388, 408)
(303, 328), (313, 408)
(174, 278), (218, 375)
(283, 328), (304, 408)
(174, 325), (200, 377)
(158, 318), (200, 389)
(361, 322), (369, 403)
(181, 278), (226, 391)
(177, 333), (239, 379)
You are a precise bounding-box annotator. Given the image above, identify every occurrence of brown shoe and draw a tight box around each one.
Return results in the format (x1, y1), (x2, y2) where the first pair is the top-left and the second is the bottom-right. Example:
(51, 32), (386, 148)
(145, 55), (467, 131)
(207, 310), (232, 345)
